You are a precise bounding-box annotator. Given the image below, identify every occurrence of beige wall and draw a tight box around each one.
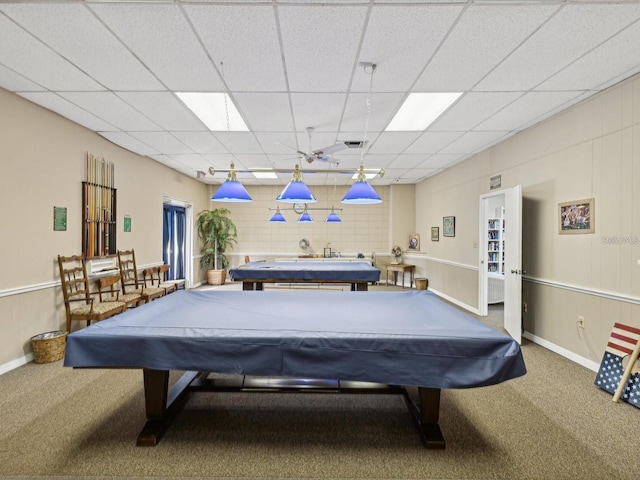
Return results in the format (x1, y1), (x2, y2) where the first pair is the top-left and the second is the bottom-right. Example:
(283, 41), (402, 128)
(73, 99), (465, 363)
(416, 72), (640, 367)
(0, 88), (209, 368)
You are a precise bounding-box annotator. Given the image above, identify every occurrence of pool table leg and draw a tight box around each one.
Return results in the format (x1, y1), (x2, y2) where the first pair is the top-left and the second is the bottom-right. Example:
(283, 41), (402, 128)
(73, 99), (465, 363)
(404, 386), (446, 449)
(137, 369), (201, 446)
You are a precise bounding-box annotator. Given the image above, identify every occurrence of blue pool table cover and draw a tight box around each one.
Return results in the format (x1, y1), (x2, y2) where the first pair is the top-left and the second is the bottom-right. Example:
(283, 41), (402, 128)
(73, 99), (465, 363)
(229, 261), (380, 282)
(64, 290), (526, 389)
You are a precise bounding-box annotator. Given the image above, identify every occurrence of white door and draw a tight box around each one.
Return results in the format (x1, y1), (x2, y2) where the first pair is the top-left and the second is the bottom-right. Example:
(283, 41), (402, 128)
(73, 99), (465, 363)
(503, 185), (522, 343)
(478, 185), (522, 343)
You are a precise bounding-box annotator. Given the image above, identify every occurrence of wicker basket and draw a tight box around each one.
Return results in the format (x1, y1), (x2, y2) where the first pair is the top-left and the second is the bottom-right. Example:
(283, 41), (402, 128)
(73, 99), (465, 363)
(415, 278), (429, 290)
(207, 269), (226, 285)
(31, 330), (67, 364)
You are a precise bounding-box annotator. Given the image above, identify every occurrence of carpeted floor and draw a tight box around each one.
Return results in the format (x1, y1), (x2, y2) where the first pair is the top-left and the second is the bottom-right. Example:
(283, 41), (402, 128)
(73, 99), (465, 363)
(1, 283), (638, 479)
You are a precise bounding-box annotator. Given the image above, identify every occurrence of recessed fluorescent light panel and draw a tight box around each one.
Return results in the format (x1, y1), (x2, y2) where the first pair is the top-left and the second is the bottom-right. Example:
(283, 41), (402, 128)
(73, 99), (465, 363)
(252, 171), (278, 179)
(176, 92), (249, 131)
(385, 92), (462, 131)
(351, 172), (377, 180)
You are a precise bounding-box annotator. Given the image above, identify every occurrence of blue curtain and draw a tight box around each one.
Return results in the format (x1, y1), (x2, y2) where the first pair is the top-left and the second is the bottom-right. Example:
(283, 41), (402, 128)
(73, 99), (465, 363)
(162, 205), (186, 280)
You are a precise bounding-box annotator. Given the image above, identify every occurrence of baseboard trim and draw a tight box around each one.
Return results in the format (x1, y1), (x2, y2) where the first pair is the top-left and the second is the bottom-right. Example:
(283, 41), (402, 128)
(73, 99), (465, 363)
(523, 331), (600, 372)
(0, 353), (34, 376)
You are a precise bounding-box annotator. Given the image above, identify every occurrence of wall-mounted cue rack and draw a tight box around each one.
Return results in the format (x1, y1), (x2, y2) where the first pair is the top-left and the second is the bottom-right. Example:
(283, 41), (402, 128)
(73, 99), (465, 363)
(83, 153), (117, 259)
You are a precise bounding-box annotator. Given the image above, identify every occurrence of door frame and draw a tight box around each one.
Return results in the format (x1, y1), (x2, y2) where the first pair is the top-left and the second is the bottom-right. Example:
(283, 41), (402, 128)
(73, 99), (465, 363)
(162, 197), (193, 289)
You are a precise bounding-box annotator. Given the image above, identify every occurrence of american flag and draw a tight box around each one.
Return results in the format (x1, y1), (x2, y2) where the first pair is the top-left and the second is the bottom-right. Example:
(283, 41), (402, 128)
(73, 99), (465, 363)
(595, 322), (640, 408)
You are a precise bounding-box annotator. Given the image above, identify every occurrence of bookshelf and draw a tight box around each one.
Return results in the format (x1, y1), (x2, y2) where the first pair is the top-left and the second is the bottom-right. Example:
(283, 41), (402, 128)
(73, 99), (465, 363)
(487, 208), (504, 303)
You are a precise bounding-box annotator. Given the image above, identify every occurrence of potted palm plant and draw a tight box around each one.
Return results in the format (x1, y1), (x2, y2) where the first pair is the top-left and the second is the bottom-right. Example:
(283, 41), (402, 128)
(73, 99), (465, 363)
(196, 208), (238, 285)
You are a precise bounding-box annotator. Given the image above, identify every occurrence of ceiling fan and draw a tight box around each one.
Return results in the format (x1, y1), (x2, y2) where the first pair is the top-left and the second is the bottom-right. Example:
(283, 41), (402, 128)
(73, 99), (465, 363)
(287, 127), (348, 164)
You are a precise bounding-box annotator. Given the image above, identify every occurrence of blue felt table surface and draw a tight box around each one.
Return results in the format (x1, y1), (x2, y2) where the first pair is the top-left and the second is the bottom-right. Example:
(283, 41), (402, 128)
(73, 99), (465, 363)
(65, 290), (526, 389)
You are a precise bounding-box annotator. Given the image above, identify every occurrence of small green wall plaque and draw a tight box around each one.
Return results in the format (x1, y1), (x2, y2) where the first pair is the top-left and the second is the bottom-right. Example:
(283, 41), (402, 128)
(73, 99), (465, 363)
(124, 215), (131, 232)
(53, 206), (67, 231)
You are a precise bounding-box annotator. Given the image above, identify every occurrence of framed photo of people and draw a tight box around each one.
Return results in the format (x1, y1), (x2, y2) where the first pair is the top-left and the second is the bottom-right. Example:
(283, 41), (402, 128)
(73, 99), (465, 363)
(559, 198), (594, 234)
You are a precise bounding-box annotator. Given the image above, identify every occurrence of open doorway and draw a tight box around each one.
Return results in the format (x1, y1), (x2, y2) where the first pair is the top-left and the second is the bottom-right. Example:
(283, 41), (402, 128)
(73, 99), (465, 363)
(479, 186), (522, 343)
(162, 198), (193, 288)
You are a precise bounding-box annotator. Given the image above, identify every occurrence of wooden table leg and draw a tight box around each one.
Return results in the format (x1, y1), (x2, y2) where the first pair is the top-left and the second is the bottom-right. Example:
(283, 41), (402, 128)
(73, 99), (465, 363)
(137, 370), (201, 447)
(403, 386), (446, 449)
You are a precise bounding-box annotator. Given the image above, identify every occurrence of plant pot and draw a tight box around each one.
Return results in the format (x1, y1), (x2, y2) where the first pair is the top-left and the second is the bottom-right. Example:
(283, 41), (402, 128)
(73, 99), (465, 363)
(207, 269), (226, 285)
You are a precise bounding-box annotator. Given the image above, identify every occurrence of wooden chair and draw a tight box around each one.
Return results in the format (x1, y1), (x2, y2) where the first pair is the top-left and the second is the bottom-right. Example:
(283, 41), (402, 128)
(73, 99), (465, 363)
(117, 249), (165, 303)
(142, 266), (177, 295)
(97, 274), (145, 309)
(159, 264), (186, 292)
(57, 255), (126, 333)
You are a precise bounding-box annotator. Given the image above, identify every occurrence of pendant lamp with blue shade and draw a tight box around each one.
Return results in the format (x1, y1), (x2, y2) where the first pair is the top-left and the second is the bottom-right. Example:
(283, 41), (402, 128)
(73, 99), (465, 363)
(276, 164), (317, 204)
(342, 164), (381, 204)
(342, 62), (382, 205)
(297, 205), (313, 223)
(269, 206), (286, 222)
(325, 206), (342, 223)
(211, 163), (252, 202)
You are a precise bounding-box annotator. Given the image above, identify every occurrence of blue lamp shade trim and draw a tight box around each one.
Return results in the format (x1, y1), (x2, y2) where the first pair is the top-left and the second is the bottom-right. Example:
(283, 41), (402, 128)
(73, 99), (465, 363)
(276, 181), (317, 203)
(269, 211), (286, 222)
(325, 212), (342, 223)
(298, 212), (313, 223)
(341, 181), (382, 204)
(212, 180), (252, 202)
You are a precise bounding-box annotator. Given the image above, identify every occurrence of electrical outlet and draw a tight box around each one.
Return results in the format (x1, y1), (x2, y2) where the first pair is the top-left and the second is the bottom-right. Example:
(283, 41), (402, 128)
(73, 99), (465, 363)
(522, 302), (527, 313)
(577, 316), (585, 328)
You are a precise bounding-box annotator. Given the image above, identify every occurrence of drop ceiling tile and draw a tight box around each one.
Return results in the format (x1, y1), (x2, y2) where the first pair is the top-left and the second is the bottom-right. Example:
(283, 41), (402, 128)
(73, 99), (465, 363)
(355, 4), (463, 92)
(116, 92), (206, 131)
(439, 131), (510, 155)
(0, 64), (45, 92)
(278, 5), (367, 92)
(368, 132), (422, 154)
(128, 132), (194, 155)
(404, 131), (464, 154)
(256, 133), (299, 155)
(234, 93), (294, 132)
(184, 4), (286, 92)
(477, 91), (585, 131)
(537, 18), (640, 91)
(58, 92), (160, 131)
(416, 4), (558, 91)
(98, 131), (159, 156)
(476, 4), (640, 91)
(430, 92), (522, 131)
(417, 153), (467, 169)
(211, 132), (262, 154)
(290, 93), (347, 132)
(0, 3), (164, 91)
(89, 3), (223, 91)
(388, 155), (431, 169)
(18, 92), (118, 132)
(340, 92), (406, 132)
(171, 132), (227, 154)
(0, 14), (102, 91)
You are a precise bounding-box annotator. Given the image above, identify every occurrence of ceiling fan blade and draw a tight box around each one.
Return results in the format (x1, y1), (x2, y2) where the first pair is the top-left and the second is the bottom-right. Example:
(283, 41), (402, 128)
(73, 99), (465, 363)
(315, 142), (347, 156)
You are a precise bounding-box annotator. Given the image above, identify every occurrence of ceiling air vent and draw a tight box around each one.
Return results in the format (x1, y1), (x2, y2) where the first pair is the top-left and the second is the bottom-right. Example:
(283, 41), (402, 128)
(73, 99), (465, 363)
(341, 140), (368, 149)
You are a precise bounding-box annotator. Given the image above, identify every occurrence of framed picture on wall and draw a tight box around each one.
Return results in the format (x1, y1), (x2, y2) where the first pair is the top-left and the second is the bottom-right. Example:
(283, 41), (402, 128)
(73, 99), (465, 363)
(559, 198), (594, 234)
(431, 227), (439, 241)
(408, 234), (420, 251)
(443, 216), (455, 237)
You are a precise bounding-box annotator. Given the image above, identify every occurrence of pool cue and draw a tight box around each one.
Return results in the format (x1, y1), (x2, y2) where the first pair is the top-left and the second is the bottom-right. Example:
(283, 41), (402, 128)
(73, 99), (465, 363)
(613, 340), (640, 402)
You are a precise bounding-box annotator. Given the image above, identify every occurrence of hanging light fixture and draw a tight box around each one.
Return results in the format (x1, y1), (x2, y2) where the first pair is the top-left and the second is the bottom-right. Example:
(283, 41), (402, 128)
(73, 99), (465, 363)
(325, 207), (341, 223)
(276, 164), (317, 203)
(212, 162), (252, 202)
(212, 61), (252, 203)
(269, 206), (286, 222)
(342, 63), (382, 205)
(297, 205), (313, 223)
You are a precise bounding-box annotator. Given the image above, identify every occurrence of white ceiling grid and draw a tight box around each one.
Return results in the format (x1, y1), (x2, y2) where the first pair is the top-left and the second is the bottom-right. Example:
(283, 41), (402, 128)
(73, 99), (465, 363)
(1, 1), (640, 187)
